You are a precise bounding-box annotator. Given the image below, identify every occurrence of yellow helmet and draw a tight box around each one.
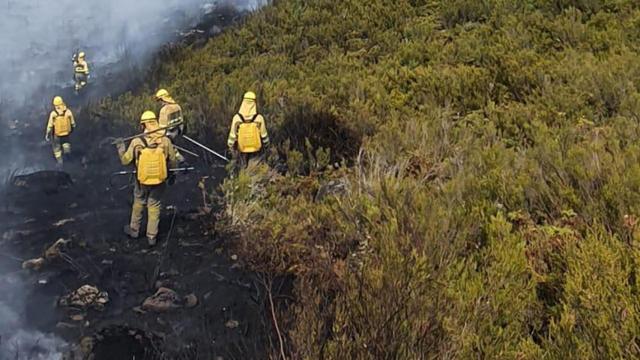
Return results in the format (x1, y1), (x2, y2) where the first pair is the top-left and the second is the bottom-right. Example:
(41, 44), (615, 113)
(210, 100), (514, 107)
(78, 52), (85, 58)
(243, 91), (257, 101)
(155, 89), (170, 100)
(53, 96), (64, 106)
(140, 110), (157, 123)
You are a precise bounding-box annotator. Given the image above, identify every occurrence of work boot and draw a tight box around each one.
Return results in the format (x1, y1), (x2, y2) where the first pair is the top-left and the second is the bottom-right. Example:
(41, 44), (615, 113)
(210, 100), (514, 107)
(123, 225), (139, 239)
(147, 236), (157, 246)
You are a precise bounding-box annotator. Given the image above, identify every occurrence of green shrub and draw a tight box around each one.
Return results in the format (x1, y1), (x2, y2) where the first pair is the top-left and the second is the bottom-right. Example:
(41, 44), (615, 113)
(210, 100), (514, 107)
(95, 0), (640, 357)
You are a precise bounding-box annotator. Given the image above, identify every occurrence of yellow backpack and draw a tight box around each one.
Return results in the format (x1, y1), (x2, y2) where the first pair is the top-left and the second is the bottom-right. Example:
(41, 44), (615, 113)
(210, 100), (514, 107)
(237, 114), (262, 153)
(53, 110), (72, 137)
(137, 138), (168, 186)
(167, 108), (184, 126)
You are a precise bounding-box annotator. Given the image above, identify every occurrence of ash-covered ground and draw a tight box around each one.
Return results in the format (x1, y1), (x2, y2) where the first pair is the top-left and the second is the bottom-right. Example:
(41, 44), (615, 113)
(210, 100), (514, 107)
(0, 3), (270, 359)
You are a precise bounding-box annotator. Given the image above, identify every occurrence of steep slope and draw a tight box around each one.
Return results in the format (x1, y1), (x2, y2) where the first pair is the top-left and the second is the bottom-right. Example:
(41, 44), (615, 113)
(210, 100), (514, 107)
(97, 0), (640, 358)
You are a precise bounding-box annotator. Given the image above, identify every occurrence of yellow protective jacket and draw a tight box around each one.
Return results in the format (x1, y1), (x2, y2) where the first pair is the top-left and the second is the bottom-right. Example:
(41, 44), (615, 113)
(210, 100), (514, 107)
(227, 113), (269, 150)
(119, 134), (178, 172)
(46, 107), (75, 137)
(74, 59), (89, 74)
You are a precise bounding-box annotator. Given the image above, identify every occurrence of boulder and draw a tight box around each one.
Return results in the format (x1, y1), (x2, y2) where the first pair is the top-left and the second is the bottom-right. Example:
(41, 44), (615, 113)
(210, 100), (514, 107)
(142, 287), (181, 313)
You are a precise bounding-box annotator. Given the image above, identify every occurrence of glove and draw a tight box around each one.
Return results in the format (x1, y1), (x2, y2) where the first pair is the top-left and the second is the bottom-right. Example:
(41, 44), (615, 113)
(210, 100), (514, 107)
(114, 138), (125, 153)
(167, 173), (176, 186)
(45, 132), (51, 142)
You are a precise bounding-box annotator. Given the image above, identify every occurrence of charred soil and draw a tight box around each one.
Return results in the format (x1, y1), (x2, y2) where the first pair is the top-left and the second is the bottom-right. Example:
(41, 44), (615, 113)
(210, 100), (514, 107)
(0, 7), (270, 359)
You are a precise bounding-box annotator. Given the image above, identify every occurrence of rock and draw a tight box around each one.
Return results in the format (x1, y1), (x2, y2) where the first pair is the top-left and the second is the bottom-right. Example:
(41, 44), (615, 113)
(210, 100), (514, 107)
(225, 320), (239, 329)
(70, 314), (85, 321)
(184, 294), (198, 308)
(22, 258), (45, 271)
(22, 239), (72, 271)
(142, 287), (181, 312)
(230, 254), (238, 261)
(12, 170), (72, 191)
(59, 285), (109, 310)
(44, 238), (71, 260)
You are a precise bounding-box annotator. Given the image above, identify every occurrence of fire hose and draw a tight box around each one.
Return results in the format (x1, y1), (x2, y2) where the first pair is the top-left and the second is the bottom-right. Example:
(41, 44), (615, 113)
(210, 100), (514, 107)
(111, 126), (228, 162)
(110, 167), (195, 177)
(109, 167), (195, 190)
(182, 135), (229, 162)
(110, 124), (177, 144)
(150, 205), (178, 289)
(173, 144), (200, 158)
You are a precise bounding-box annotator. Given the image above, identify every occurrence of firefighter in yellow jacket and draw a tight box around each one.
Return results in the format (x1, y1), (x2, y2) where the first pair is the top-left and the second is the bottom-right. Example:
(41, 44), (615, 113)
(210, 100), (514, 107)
(73, 51), (90, 92)
(45, 96), (75, 166)
(115, 111), (178, 246)
(155, 89), (185, 162)
(227, 91), (269, 168)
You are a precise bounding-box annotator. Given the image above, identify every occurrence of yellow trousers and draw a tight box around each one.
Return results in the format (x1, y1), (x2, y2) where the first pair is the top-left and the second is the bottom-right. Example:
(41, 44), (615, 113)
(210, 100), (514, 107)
(130, 182), (166, 239)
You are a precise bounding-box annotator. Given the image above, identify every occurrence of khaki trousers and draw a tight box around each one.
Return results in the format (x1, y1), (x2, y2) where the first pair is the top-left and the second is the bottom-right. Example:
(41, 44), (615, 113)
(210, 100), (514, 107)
(130, 181), (166, 239)
(52, 135), (71, 162)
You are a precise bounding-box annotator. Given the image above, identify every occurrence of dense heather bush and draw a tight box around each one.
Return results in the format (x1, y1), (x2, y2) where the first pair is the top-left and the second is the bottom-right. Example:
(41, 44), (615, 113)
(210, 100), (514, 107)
(96, 0), (640, 358)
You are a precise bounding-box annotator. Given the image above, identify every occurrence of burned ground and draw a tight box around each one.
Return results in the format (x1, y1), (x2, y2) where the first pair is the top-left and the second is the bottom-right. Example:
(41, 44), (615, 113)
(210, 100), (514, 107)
(0, 9), (272, 360)
(3, 104), (276, 360)
(0, 97), (270, 359)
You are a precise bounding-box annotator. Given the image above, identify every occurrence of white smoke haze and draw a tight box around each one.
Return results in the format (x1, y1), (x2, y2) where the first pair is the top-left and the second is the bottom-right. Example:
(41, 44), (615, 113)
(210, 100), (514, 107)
(0, 0), (266, 357)
(0, 273), (67, 360)
(0, 0), (265, 109)
(0, 0), (266, 173)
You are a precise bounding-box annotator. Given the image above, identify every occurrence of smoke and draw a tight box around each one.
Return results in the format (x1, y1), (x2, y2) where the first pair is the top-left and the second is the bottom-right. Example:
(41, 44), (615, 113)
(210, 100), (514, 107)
(0, 272), (67, 359)
(0, 0), (266, 174)
(0, 0), (266, 357)
(0, 0), (264, 109)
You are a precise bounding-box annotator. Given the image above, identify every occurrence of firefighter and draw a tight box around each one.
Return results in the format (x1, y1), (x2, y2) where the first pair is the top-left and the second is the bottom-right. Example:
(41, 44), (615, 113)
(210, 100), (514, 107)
(227, 91), (269, 168)
(115, 111), (178, 246)
(73, 51), (90, 92)
(45, 96), (75, 166)
(155, 88), (185, 162)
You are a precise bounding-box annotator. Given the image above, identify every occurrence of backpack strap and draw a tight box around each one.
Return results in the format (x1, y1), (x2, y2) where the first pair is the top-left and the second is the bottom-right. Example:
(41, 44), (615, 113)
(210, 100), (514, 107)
(135, 137), (149, 163)
(237, 113), (260, 122)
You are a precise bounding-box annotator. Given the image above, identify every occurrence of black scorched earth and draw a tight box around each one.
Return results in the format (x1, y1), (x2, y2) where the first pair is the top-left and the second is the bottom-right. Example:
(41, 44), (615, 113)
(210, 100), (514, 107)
(0, 8), (269, 360)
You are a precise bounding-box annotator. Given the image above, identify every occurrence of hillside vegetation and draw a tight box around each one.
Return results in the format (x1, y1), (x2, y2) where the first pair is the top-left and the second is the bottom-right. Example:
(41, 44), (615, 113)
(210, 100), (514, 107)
(97, 0), (640, 358)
